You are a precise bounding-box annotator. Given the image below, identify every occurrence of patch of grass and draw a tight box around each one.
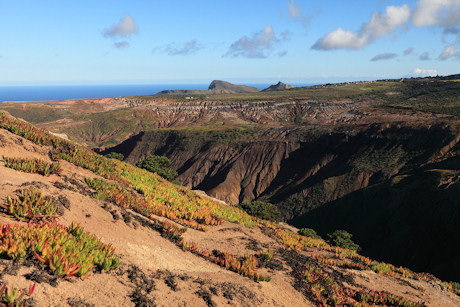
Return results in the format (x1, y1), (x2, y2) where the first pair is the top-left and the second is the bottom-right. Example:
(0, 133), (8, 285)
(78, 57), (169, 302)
(382, 79), (460, 116)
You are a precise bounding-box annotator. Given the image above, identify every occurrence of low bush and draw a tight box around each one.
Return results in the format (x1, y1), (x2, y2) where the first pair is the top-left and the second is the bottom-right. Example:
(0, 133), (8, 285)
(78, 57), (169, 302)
(238, 201), (280, 222)
(298, 228), (322, 239)
(326, 230), (360, 251)
(105, 152), (124, 160)
(136, 155), (178, 181)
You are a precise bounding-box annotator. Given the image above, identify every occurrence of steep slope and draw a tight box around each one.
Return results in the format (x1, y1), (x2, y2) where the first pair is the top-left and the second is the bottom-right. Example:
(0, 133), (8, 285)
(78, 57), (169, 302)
(291, 158), (460, 282)
(1, 112), (459, 306)
(103, 123), (460, 282)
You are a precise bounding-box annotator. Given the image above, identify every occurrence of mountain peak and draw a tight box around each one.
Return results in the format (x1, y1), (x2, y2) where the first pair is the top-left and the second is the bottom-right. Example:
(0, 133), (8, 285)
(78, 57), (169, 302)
(208, 80), (259, 93)
(262, 81), (295, 91)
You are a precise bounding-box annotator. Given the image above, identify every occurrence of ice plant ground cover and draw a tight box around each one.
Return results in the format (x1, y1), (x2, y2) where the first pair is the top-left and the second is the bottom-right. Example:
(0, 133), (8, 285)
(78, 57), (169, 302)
(0, 187), (57, 222)
(0, 222), (120, 278)
(2, 156), (61, 176)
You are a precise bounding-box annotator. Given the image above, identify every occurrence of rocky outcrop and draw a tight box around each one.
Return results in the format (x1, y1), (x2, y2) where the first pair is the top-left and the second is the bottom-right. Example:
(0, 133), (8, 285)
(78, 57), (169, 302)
(158, 80), (259, 95)
(208, 80), (259, 93)
(262, 81), (295, 91)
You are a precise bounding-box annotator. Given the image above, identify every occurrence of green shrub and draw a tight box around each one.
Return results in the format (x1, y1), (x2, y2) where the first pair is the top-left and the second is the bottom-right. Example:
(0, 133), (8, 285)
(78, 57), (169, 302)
(105, 152), (124, 160)
(136, 155), (178, 181)
(298, 228), (322, 239)
(326, 230), (360, 251)
(451, 281), (460, 295)
(238, 201), (281, 222)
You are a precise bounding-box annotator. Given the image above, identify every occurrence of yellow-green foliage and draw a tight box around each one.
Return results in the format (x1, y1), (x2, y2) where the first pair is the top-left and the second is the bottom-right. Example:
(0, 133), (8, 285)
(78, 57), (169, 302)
(0, 222), (120, 278)
(303, 255), (426, 306)
(180, 241), (270, 282)
(0, 187), (57, 222)
(0, 111), (256, 230)
(2, 156), (61, 176)
(260, 221), (328, 251)
(0, 282), (35, 306)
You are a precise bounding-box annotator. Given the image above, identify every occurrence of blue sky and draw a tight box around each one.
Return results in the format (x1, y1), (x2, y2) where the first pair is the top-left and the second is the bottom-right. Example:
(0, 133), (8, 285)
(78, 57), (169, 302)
(0, 0), (459, 85)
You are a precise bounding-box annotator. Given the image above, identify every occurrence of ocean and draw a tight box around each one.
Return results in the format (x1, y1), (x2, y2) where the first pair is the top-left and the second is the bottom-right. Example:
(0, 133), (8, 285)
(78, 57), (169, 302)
(0, 83), (301, 103)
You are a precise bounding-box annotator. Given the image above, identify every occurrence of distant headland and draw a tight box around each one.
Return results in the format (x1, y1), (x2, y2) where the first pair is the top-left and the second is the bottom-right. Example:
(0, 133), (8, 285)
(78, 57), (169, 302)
(157, 80), (295, 95)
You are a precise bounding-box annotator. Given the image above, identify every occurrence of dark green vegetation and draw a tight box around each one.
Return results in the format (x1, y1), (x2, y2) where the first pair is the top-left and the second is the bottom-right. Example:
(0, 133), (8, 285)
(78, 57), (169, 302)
(105, 152), (124, 160)
(326, 230), (360, 251)
(136, 155), (178, 181)
(381, 75), (460, 116)
(298, 228), (322, 239)
(237, 201), (281, 222)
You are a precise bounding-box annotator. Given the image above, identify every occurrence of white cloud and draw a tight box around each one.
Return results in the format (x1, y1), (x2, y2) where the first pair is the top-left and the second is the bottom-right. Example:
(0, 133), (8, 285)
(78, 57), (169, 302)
(163, 40), (203, 56)
(412, 68), (438, 76)
(412, 0), (460, 27)
(439, 44), (460, 59)
(312, 28), (367, 50)
(371, 53), (398, 61)
(419, 51), (430, 60)
(286, 1), (316, 27)
(287, 1), (302, 19)
(404, 47), (414, 55)
(224, 26), (279, 58)
(103, 14), (138, 38)
(312, 5), (410, 50)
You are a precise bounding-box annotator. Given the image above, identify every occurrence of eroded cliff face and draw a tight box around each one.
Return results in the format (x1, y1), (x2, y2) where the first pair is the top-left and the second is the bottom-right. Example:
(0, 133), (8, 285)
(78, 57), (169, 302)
(103, 123), (460, 282)
(106, 124), (458, 220)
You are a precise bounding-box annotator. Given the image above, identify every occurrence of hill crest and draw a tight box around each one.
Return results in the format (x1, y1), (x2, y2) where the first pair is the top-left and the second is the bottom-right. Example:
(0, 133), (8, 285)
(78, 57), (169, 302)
(262, 81), (295, 91)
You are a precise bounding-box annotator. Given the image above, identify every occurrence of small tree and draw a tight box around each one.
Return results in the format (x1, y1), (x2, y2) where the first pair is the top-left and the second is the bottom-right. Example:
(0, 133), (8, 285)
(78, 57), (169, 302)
(298, 228), (322, 239)
(105, 152), (124, 160)
(326, 230), (360, 251)
(136, 155), (178, 181)
(238, 201), (281, 222)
